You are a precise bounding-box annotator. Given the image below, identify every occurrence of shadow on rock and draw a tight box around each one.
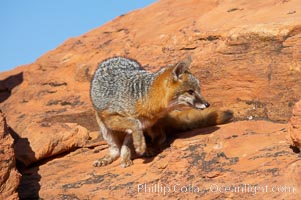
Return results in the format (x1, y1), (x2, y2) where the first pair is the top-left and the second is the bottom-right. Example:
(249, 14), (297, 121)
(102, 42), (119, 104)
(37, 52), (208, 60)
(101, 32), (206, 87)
(142, 125), (220, 164)
(8, 126), (41, 200)
(0, 72), (23, 103)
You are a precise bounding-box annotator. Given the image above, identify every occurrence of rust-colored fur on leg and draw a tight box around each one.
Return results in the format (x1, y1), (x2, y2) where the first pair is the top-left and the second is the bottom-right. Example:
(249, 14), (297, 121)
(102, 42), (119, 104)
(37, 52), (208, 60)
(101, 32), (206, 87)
(93, 112), (143, 168)
(103, 115), (146, 155)
(145, 108), (233, 154)
(160, 107), (233, 132)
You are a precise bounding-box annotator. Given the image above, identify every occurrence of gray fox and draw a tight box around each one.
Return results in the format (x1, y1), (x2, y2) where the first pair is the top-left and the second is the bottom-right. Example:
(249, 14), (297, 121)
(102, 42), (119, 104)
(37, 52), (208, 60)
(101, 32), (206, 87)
(90, 56), (232, 167)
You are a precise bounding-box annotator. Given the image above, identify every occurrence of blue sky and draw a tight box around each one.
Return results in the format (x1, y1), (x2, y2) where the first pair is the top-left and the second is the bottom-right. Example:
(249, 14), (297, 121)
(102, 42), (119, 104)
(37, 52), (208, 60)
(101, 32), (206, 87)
(0, 0), (156, 72)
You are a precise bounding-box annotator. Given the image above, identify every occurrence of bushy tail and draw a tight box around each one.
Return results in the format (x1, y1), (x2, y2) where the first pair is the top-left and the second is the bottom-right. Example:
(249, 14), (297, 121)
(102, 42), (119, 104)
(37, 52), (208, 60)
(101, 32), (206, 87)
(159, 108), (233, 133)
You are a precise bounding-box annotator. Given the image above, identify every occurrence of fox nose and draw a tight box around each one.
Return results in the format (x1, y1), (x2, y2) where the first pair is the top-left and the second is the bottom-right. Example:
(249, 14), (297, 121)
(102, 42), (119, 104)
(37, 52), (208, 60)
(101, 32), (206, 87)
(205, 102), (210, 108)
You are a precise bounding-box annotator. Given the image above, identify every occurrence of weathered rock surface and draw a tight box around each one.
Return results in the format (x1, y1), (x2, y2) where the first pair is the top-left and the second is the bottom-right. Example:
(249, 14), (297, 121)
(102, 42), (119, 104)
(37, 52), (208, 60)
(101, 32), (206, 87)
(0, 0), (301, 199)
(14, 122), (90, 167)
(20, 121), (301, 199)
(0, 111), (21, 200)
(288, 99), (301, 149)
(0, 0), (300, 165)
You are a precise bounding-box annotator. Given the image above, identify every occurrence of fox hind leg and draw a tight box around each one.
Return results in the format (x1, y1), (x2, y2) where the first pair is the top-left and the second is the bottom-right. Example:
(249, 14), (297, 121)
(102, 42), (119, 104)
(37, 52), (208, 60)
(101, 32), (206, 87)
(93, 145), (119, 167)
(104, 116), (146, 155)
(93, 112), (120, 167)
(93, 130), (121, 167)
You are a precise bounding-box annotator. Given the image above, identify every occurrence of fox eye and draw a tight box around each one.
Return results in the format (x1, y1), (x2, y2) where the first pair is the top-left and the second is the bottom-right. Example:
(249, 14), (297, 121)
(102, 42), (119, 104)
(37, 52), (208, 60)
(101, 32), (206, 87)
(187, 90), (194, 95)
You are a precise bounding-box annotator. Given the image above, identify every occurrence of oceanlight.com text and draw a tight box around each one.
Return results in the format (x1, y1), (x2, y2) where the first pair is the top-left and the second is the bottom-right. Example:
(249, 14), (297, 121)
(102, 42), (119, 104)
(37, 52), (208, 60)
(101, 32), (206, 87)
(137, 183), (297, 196)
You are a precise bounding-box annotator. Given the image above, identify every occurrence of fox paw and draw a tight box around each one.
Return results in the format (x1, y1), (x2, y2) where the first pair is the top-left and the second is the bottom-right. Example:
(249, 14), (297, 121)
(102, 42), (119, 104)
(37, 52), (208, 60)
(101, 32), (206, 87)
(93, 157), (113, 167)
(134, 141), (146, 155)
(120, 159), (133, 168)
(135, 143), (146, 155)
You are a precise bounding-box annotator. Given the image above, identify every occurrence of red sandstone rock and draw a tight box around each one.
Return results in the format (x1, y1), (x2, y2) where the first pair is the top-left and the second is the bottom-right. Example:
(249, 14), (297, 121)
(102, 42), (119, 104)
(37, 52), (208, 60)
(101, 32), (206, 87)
(0, 111), (21, 200)
(20, 121), (301, 199)
(288, 100), (301, 149)
(14, 122), (90, 167)
(0, 0), (301, 199)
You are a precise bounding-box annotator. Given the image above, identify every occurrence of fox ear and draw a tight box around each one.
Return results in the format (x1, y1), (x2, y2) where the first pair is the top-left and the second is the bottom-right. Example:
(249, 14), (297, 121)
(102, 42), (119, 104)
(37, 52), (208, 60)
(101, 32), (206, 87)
(172, 56), (192, 81)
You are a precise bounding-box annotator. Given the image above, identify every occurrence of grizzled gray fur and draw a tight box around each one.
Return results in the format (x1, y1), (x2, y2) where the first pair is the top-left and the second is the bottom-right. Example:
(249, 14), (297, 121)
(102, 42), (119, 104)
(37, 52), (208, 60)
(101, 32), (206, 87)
(90, 57), (164, 115)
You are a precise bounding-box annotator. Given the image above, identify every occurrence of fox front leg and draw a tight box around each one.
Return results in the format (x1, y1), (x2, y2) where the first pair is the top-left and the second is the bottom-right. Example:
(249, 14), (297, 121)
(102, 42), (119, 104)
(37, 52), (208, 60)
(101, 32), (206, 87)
(104, 116), (146, 155)
(120, 134), (134, 168)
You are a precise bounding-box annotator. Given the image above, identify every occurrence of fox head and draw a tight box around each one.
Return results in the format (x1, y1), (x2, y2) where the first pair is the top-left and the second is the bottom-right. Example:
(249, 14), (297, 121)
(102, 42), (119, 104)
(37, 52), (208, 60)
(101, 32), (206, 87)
(135, 56), (210, 119)
(169, 56), (210, 110)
